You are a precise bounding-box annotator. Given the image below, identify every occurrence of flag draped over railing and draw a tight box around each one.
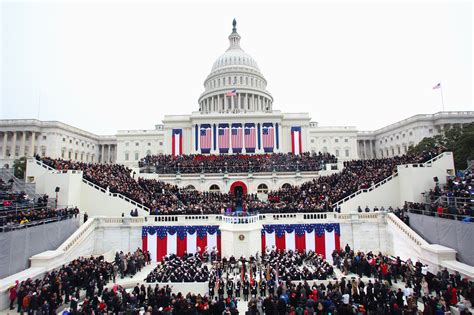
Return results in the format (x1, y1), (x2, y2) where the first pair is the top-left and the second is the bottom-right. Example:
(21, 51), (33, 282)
(142, 225), (221, 261)
(261, 223), (341, 262)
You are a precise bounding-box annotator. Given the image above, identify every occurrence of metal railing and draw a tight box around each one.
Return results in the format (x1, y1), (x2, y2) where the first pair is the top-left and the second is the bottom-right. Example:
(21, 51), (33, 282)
(407, 208), (473, 222)
(139, 163), (337, 175)
(81, 177), (151, 212)
(33, 158), (151, 213)
(0, 214), (79, 233)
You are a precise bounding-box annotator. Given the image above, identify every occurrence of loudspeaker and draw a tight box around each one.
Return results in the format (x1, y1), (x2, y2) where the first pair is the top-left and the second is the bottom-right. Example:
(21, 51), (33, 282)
(55, 187), (60, 192)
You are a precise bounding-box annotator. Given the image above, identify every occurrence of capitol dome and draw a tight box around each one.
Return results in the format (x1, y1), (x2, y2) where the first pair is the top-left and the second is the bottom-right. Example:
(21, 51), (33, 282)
(198, 19), (273, 114)
(211, 45), (260, 73)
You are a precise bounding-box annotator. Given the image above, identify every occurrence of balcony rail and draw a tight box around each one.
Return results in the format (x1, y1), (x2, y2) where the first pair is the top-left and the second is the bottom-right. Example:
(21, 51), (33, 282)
(407, 208), (473, 222)
(139, 164), (337, 175)
(81, 178), (151, 212)
(220, 214), (260, 224)
(387, 213), (429, 247)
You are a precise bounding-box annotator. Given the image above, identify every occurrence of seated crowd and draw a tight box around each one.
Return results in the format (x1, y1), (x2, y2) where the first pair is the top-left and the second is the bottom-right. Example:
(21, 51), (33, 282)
(263, 148), (445, 213)
(0, 206), (80, 229)
(38, 148), (444, 215)
(139, 152), (337, 174)
(1, 178), (78, 230)
(409, 168), (474, 220)
(146, 253), (210, 282)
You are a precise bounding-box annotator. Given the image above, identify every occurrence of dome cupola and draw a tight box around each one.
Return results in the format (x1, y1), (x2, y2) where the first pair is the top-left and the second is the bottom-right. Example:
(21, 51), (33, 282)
(198, 19), (273, 114)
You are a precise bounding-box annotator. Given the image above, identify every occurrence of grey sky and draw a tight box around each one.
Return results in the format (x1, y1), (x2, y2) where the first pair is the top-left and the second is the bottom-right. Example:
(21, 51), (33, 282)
(1, 1), (472, 135)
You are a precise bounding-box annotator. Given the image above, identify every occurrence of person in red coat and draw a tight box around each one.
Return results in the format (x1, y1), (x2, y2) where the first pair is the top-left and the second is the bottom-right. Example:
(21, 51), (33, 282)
(9, 280), (18, 310)
(449, 286), (458, 306)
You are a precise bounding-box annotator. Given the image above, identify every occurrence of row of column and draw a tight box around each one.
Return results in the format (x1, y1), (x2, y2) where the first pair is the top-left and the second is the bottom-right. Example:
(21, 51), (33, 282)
(200, 93), (271, 113)
(359, 140), (375, 159)
(1, 131), (36, 159)
(100, 144), (116, 163)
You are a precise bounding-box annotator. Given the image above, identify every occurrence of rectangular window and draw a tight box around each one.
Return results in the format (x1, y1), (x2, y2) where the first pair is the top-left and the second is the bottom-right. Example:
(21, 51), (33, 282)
(335, 150), (339, 157)
(345, 149), (349, 157)
(125, 153), (129, 161)
(135, 152), (139, 160)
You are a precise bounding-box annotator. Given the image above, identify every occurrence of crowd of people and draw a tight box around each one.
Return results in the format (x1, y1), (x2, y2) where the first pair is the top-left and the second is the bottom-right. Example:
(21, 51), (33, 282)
(412, 168), (474, 221)
(262, 148), (445, 213)
(9, 256), (115, 314)
(115, 249), (151, 279)
(0, 206), (80, 230)
(38, 148), (445, 215)
(6, 244), (473, 314)
(139, 152), (338, 174)
(74, 284), (238, 315)
(146, 253), (210, 283)
(1, 177), (79, 230)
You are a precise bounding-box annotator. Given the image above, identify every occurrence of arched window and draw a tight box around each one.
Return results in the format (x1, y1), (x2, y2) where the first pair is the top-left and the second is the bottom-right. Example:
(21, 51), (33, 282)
(257, 183), (269, 193)
(146, 150), (151, 156)
(282, 183), (292, 189)
(209, 184), (220, 192)
(185, 185), (196, 191)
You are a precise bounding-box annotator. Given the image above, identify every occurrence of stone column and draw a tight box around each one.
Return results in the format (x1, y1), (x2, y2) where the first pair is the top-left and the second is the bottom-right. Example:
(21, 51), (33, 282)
(20, 131), (26, 157)
(2, 133), (7, 158)
(362, 141), (366, 159)
(11, 132), (17, 158)
(30, 132), (36, 156)
(101, 145), (105, 163)
(107, 145), (111, 163)
(369, 141), (373, 159)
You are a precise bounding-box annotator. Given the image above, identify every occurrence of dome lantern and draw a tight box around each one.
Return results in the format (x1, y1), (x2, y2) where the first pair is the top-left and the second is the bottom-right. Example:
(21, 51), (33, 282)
(227, 19), (241, 51)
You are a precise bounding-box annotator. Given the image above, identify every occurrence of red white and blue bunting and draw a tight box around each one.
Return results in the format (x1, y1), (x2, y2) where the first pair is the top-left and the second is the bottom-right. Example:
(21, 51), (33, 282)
(261, 224), (340, 261)
(142, 226), (221, 262)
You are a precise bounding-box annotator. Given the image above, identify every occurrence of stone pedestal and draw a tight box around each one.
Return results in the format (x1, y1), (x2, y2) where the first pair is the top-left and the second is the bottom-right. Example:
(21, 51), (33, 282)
(219, 215), (262, 258)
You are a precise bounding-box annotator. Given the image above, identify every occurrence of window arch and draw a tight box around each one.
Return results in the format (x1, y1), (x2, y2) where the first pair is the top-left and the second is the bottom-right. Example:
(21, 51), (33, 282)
(257, 183), (269, 193)
(282, 183), (292, 189)
(209, 184), (220, 192)
(185, 185), (196, 191)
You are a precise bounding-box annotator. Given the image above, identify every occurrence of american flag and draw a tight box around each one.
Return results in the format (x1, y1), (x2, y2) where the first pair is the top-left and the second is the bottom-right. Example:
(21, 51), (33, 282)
(231, 124), (243, 150)
(226, 89), (237, 96)
(218, 125), (230, 151)
(244, 124), (256, 151)
(200, 126), (212, 151)
(262, 125), (274, 149)
(432, 83), (441, 90)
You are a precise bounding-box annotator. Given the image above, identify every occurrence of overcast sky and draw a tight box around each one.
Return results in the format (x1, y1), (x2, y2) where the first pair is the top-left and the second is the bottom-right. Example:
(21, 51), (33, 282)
(1, 1), (472, 135)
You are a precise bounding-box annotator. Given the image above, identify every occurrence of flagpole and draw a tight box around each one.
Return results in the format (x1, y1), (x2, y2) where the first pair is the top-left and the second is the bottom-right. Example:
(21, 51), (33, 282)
(440, 85), (445, 111)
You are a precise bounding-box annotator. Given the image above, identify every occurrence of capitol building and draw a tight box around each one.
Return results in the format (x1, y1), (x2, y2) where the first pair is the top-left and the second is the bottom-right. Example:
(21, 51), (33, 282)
(1, 17), (474, 314)
(1, 20), (473, 170)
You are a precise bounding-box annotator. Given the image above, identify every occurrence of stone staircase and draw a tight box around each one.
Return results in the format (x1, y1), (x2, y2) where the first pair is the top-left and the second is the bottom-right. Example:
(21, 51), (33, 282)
(0, 167), (42, 199)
